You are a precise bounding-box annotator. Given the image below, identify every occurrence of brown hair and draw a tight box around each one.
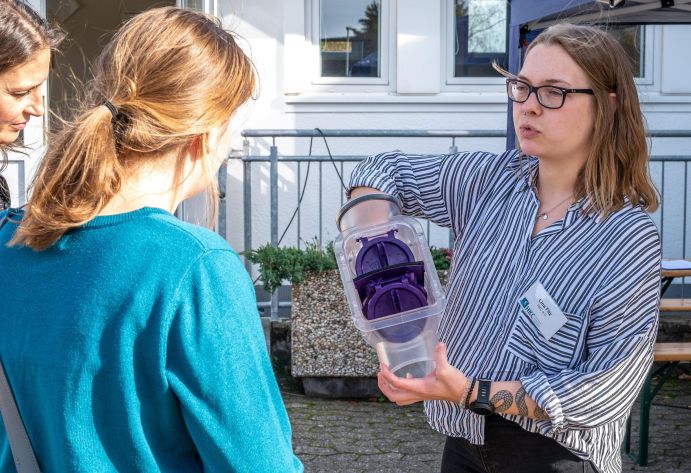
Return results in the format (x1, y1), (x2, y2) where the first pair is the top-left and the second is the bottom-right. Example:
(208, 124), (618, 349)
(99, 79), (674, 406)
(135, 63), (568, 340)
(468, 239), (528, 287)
(12, 7), (256, 249)
(0, 0), (64, 168)
(498, 23), (658, 218)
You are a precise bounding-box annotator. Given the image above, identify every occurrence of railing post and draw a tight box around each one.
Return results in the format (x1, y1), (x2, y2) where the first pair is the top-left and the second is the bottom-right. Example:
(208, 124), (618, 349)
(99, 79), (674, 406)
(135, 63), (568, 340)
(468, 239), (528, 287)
(449, 137), (458, 154)
(243, 138), (252, 273)
(270, 142), (279, 321)
(217, 156), (228, 239)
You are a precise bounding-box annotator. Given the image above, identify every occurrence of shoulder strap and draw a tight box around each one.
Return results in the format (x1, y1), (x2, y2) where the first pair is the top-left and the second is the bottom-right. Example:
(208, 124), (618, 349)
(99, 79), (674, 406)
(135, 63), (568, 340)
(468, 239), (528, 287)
(0, 358), (41, 473)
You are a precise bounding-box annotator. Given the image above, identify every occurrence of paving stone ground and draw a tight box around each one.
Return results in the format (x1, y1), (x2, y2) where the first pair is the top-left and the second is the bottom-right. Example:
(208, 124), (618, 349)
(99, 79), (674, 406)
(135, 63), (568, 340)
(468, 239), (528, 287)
(283, 368), (691, 473)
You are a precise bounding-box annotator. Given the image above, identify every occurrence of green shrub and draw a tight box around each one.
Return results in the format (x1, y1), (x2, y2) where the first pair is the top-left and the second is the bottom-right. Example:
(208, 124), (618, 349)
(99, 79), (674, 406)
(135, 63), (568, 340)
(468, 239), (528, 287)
(244, 241), (452, 292)
(243, 240), (337, 293)
(430, 246), (453, 271)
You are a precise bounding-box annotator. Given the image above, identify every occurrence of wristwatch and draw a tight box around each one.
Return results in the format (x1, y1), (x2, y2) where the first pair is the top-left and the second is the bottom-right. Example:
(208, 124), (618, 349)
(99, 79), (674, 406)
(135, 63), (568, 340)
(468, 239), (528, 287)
(469, 379), (495, 416)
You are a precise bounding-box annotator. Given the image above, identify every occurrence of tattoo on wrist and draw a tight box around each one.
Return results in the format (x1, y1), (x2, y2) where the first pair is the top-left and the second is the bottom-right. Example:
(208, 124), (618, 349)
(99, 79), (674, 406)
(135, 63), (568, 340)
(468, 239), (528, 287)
(534, 405), (550, 421)
(515, 387), (528, 417)
(490, 390), (513, 413)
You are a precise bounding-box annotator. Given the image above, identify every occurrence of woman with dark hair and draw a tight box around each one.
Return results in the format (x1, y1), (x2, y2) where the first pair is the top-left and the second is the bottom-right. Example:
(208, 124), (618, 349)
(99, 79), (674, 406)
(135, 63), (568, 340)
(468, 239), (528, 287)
(0, 0), (63, 210)
(348, 23), (660, 473)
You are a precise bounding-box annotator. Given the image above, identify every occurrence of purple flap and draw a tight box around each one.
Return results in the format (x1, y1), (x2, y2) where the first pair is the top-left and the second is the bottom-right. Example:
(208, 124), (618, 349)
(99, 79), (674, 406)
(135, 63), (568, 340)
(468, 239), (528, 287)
(355, 230), (415, 275)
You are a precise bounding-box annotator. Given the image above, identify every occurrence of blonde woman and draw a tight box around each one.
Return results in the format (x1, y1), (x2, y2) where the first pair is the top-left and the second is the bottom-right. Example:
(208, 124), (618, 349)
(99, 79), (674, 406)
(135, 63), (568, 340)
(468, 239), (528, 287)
(0, 8), (302, 473)
(348, 24), (660, 473)
(0, 0), (63, 210)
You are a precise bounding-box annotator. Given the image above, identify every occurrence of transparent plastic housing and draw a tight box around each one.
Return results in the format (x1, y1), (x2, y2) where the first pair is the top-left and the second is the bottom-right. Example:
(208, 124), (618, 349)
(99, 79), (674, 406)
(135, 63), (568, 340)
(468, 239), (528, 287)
(335, 195), (446, 378)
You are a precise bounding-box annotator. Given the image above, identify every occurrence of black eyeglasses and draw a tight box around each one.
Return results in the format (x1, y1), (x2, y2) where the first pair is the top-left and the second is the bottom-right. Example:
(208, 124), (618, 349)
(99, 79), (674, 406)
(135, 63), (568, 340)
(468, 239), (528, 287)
(506, 78), (594, 109)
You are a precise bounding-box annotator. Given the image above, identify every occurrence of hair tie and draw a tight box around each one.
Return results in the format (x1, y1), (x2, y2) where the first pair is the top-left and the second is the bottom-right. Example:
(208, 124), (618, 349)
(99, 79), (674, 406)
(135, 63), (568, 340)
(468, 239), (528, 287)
(103, 100), (118, 119)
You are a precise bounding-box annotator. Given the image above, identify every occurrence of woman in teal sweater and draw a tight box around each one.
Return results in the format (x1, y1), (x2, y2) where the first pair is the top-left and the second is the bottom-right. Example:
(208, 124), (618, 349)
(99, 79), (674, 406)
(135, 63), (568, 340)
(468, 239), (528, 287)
(0, 7), (302, 473)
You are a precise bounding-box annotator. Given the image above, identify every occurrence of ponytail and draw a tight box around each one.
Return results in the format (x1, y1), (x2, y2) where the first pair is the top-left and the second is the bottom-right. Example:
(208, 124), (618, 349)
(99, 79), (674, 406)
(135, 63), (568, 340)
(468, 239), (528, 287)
(10, 7), (256, 250)
(10, 105), (123, 250)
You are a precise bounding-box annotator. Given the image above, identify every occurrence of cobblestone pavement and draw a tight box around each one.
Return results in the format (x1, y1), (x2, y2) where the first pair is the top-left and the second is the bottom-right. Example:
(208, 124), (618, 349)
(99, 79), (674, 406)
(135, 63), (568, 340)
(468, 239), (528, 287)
(284, 372), (691, 473)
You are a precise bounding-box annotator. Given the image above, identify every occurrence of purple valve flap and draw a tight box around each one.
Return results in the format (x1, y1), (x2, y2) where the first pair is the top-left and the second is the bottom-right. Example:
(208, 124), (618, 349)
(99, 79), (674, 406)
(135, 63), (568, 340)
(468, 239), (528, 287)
(355, 229), (415, 275)
(367, 281), (428, 319)
(367, 278), (428, 343)
(353, 262), (426, 304)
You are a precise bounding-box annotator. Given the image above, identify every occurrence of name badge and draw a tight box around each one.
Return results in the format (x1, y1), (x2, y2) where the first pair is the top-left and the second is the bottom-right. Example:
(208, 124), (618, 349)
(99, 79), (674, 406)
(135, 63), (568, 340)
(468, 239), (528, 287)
(519, 282), (567, 341)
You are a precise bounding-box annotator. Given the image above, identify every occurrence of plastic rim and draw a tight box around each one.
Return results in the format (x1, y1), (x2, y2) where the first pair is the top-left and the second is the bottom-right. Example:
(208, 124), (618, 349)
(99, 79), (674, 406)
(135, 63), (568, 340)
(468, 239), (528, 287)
(336, 193), (400, 231)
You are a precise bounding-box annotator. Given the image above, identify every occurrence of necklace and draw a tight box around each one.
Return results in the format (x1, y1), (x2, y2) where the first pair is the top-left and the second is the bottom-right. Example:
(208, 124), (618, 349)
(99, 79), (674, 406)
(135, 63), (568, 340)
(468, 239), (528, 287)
(536, 194), (573, 221)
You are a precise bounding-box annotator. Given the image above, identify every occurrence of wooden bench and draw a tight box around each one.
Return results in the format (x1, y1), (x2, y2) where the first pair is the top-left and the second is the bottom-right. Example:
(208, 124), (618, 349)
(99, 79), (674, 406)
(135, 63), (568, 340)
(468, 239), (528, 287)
(624, 342), (691, 465)
(659, 298), (691, 312)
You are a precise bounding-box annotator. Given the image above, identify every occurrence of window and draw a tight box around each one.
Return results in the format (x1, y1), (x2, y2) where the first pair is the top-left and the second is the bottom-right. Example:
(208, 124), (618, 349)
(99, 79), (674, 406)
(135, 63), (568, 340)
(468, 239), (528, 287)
(453, 0), (508, 78)
(312, 0), (388, 85)
(608, 25), (645, 78)
(177, 0), (216, 14)
(446, 0), (647, 88)
(319, 0), (380, 78)
(179, 0), (203, 10)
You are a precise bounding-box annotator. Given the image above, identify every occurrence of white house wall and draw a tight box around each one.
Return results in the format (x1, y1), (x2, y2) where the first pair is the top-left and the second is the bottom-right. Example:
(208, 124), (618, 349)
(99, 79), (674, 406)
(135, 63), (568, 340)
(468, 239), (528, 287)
(216, 0), (691, 278)
(217, 0), (691, 277)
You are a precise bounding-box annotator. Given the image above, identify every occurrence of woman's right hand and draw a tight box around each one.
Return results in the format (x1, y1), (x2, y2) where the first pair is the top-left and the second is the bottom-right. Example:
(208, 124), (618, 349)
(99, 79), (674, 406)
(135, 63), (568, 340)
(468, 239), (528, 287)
(377, 342), (470, 406)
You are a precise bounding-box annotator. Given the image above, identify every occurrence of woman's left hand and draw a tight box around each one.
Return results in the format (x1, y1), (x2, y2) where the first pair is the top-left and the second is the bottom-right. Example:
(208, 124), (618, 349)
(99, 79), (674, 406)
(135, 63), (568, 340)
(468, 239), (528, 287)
(378, 342), (468, 406)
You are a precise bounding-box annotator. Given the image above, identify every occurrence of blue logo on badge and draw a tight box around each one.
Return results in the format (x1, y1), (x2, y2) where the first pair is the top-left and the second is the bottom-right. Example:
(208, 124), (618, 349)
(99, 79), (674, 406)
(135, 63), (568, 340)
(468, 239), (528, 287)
(520, 297), (536, 319)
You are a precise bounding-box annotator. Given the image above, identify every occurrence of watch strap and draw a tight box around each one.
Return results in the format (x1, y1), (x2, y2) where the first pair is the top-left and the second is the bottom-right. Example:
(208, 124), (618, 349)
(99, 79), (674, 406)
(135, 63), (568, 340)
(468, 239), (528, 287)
(469, 379), (495, 416)
(476, 379), (491, 404)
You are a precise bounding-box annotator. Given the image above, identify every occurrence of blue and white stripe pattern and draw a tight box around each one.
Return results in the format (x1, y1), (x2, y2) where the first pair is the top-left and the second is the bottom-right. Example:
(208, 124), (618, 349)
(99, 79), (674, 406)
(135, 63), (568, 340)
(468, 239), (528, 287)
(348, 149), (661, 473)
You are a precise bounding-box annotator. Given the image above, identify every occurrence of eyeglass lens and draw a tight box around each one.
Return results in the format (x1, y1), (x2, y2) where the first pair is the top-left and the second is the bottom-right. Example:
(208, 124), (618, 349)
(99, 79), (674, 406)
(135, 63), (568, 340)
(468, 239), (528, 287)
(507, 80), (564, 109)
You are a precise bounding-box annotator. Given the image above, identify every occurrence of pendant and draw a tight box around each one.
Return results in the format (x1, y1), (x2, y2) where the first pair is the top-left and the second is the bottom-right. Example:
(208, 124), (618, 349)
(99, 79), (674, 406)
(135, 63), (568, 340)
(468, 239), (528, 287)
(542, 214), (548, 220)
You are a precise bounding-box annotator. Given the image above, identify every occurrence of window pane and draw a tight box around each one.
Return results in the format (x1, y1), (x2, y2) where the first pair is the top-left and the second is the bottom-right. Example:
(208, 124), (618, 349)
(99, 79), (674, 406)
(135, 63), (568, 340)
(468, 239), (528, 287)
(320, 0), (380, 77)
(608, 25), (644, 78)
(180, 0), (204, 10)
(454, 0), (508, 77)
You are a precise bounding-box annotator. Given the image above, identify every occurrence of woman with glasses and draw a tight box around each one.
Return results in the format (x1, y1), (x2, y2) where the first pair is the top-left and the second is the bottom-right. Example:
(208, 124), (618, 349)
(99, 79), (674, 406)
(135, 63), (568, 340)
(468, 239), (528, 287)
(0, 0), (63, 210)
(0, 7), (302, 472)
(346, 23), (659, 473)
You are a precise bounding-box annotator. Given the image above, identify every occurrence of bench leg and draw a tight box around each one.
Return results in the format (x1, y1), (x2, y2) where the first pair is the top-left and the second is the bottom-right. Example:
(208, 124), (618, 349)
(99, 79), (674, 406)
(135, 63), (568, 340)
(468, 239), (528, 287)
(623, 413), (631, 454)
(627, 362), (679, 466)
(638, 374), (653, 466)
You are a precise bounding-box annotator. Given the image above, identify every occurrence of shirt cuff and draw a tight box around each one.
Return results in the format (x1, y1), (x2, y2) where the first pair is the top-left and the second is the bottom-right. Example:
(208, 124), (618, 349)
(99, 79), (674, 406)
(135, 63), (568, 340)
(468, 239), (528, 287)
(520, 370), (568, 435)
(347, 173), (399, 201)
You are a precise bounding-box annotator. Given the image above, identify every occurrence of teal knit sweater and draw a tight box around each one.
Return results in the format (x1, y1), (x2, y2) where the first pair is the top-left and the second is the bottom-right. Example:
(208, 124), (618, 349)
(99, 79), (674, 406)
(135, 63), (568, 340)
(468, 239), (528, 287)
(0, 207), (302, 473)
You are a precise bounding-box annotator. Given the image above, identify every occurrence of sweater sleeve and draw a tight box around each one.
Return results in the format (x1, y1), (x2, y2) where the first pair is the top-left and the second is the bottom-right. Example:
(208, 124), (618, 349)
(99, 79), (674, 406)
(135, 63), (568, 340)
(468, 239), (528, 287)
(165, 249), (303, 473)
(520, 218), (661, 435)
(348, 150), (503, 235)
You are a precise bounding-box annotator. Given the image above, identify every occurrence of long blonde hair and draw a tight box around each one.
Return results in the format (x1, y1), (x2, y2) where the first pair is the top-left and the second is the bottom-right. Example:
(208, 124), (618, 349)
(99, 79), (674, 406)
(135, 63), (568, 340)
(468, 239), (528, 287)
(499, 23), (658, 218)
(12, 7), (256, 250)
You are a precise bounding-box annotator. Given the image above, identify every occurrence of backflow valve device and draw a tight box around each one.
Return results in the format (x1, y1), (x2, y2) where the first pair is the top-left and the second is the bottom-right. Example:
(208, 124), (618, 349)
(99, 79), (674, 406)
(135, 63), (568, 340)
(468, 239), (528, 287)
(335, 194), (447, 378)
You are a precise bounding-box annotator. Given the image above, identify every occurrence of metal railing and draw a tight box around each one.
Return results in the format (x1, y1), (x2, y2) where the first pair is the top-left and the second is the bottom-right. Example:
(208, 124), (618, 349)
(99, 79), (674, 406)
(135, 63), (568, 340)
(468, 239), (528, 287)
(223, 129), (691, 320)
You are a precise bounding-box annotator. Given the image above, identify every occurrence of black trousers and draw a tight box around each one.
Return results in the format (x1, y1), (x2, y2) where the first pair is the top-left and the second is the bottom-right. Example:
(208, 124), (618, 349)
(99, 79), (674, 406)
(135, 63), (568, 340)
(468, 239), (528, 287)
(441, 415), (598, 473)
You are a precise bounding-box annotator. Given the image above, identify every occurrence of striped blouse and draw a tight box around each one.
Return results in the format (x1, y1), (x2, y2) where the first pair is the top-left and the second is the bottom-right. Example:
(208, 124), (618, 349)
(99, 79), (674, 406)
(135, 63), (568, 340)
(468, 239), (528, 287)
(0, 175), (9, 211)
(348, 149), (661, 473)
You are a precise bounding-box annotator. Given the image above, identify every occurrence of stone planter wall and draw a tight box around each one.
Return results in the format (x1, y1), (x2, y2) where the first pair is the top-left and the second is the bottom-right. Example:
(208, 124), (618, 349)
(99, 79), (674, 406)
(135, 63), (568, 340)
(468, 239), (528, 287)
(291, 269), (449, 389)
(291, 269), (378, 378)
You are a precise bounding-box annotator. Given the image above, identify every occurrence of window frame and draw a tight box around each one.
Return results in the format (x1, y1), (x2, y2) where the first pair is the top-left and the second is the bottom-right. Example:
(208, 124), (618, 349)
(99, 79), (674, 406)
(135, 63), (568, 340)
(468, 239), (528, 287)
(443, 0), (509, 89)
(442, 0), (652, 92)
(309, 0), (391, 87)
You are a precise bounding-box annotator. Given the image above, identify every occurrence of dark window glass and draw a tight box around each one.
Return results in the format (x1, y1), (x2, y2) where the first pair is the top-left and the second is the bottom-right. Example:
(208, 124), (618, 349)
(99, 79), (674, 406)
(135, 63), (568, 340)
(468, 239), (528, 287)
(181, 0), (204, 10)
(608, 25), (644, 78)
(320, 0), (380, 77)
(454, 0), (508, 77)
